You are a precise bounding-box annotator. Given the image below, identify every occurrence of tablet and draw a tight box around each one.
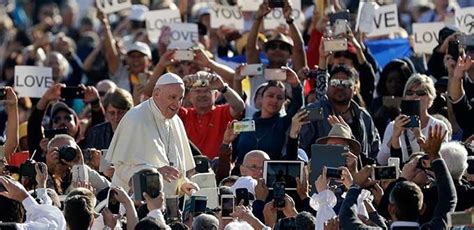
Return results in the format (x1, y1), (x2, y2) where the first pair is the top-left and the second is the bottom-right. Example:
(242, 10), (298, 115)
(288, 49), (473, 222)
(310, 144), (347, 194)
(263, 160), (303, 190)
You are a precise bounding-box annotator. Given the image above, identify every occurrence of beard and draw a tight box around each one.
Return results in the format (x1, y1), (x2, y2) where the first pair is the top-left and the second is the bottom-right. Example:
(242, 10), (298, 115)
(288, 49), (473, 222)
(329, 92), (352, 105)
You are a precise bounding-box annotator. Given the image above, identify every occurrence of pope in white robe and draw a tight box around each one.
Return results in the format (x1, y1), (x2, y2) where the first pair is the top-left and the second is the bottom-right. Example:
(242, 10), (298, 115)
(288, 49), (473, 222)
(105, 73), (197, 196)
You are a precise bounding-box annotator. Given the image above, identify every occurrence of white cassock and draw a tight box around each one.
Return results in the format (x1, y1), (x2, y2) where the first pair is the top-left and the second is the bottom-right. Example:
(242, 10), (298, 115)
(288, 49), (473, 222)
(105, 98), (195, 195)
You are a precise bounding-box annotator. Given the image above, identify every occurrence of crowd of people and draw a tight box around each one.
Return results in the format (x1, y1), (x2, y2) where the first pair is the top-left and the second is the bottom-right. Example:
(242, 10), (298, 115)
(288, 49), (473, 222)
(0, 0), (474, 229)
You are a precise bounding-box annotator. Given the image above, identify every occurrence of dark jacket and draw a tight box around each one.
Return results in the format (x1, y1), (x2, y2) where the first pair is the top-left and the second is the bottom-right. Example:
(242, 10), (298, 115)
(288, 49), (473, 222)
(451, 94), (474, 139)
(85, 122), (114, 150)
(427, 46), (446, 80)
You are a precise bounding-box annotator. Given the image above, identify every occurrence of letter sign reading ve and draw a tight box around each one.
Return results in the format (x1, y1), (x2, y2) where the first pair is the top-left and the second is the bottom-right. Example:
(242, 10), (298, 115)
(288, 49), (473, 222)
(146, 9), (182, 43)
(14, 66), (53, 98)
(96, 0), (131, 14)
(368, 4), (399, 37)
(210, 4), (244, 30)
(412, 22), (445, 54)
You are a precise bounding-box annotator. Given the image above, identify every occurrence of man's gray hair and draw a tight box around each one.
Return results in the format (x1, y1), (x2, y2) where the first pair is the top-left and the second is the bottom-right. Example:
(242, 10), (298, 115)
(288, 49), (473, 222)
(439, 141), (468, 181)
(224, 221), (253, 230)
(47, 134), (75, 150)
(192, 214), (219, 230)
(242, 150), (270, 165)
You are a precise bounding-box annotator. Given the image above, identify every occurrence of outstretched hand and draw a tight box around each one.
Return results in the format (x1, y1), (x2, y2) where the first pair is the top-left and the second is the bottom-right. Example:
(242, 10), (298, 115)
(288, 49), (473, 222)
(418, 124), (447, 162)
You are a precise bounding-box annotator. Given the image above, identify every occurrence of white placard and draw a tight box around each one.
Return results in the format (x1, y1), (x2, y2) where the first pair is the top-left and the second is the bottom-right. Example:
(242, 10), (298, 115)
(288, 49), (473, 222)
(14, 66), (53, 98)
(356, 2), (378, 33)
(238, 0), (263, 12)
(96, 0), (131, 14)
(263, 0), (304, 30)
(455, 7), (474, 34)
(209, 4), (244, 30)
(145, 9), (182, 43)
(367, 4), (399, 37)
(412, 22), (445, 54)
(164, 23), (199, 47)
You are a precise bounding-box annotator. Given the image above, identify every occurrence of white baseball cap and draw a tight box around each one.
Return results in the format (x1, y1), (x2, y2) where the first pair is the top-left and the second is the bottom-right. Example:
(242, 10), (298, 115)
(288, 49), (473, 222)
(126, 41), (152, 59)
(128, 5), (149, 21)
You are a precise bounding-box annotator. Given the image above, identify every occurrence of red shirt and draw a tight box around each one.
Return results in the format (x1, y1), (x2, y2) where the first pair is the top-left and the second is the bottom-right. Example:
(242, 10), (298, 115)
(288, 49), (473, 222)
(178, 105), (234, 159)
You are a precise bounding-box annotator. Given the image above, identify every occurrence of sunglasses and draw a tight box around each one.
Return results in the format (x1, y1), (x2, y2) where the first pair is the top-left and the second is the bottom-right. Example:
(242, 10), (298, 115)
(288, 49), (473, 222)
(53, 114), (74, 124)
(329, 79), (354, 88)
(266, 42), (291, 52)
(406, 90), (428, 96)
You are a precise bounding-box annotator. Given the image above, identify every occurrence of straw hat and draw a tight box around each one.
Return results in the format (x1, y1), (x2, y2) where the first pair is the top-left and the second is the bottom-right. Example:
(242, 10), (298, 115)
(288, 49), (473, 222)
(315, 124), (361, 155)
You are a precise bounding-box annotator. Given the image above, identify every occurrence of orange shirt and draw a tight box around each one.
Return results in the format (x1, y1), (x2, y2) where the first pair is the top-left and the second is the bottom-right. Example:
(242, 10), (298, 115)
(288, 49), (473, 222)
(178, 105), (234, 159)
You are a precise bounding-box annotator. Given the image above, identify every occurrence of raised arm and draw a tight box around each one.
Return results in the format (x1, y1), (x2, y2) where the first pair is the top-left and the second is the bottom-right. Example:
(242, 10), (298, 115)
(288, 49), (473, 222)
(283, 0), (307, 73)
(4, 87), (18, 160)
(97, 10), (120, 75)
(246, 1), (271, 64)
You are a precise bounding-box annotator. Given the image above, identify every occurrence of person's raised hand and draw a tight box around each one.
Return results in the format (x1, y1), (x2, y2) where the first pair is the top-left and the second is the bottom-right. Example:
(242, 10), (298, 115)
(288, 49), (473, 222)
(263, 200), (277, 227)
(112, 186), (133, 205)
(192, 48), (212, 68)
(453, 55), (473, 81)
(3, 87), (17, 108)
(296, 166), (309, 200)
(369, 183), (384, 206)
(144, 191), (164, 211)
(155, 49), (176, 71)
(290, 110), (310, 138)
(353, 165), (376, 189)
(38, 84), (63, 108)
(324, 217), (340, 230)
(157, 165), (180, 182)
(180, 182), (200, 196)
(337, 166), (353, 189)
(82, 85), (100, 104)
(0, 176), (29, 202)
(327, 115), (349, 128)
(223, 120), (239, 145)
(438, 32), (458, 53)
(234, 64), (246, 82)
(418, 124), (447, 162)
(342, 151), (358, 174)
(283, 66), (300, 88)
(444, 54), (457, 75)
(315, 167), (329, 192)
(281, 194), (298, 217)
(35, 162), (48, 188)
(256, 0), (272, 19)
(393, 115), (410, 138)
(255, 178), (269, 201)
(208, 73), (226, 91)
(102, 207), (120, 228)
(282, 0), (294, 21)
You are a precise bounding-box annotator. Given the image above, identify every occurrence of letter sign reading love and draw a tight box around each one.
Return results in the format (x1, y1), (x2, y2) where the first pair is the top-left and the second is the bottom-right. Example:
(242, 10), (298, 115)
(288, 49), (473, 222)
(14, 66), (53, 98)
(209, 4), (244, 30)
(96, 0), (131, 14)
(455, 7), (474, 35)
(164, 23), (199, 47)
(412, 22), (445, 54)
(146, 9), (182, 43)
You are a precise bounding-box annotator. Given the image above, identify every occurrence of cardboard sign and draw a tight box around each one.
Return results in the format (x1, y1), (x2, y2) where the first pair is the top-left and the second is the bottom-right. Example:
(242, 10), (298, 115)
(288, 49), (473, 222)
(263, 0), (304, 30)
(14, 66), (53, 98)
(356, 2), (378, 33)
(368, 4), (399, 37)
(238, 0), (263, 12)
(412, 22), (445, 54)
(145, 9), (182, 43)
(455, 7), (474, 34)
(209, 4), (244, 30)
(163, 23), (199, 48)
(96, 0), (131, 14)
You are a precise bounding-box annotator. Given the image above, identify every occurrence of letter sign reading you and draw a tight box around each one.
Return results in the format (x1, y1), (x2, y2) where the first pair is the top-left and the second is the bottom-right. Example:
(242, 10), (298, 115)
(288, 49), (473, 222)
(412, 22), (445, 54)
(14, 66), (53, 98)
(367, 3), (399, 37)
(264, 0), (304, 30)
(146, 9), (182, 43)
(96, 0), (131, 14)
(209, 3), (244, 30)
(455, 7), (474, 34)
(238, 0), (263, 12)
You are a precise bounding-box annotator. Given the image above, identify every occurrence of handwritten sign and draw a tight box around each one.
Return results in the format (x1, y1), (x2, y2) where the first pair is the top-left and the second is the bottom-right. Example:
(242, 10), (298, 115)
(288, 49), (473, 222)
(210, 4), (244, 30)
(412, 22), (445, 54)
(14, 66), (53, 98)
(356, 2), (377, 33)
(368, 4), (399, 36)
(96, 0), (131, 14)
(145, 9), (181, 43)
(238, 0), (263, 11)
(263, 0), (304, 30)
(455, 7), (474, 34)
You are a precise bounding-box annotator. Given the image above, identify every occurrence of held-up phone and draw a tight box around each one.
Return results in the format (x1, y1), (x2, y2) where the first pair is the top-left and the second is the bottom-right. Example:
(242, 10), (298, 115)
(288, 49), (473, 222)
(448, 40), (461, 61)
(326, 167), (342, 179)
(44, 128), (68, 139)
(328, 10), (351, 25)
(448, 211), (474, 227)
(241, 64), (264, 76)
(305, 107), (324, 122)
(166, 195), (179, 220)
(264, 68), (287, 81)
(273, 182), (286, 208)
(19, 160), (37, 178)
(401, 100), (420, 128)
(324, 39), (348, 52)
(333, 19), (348, 36)
(174, 50), (194, 61)
(107, 188), (120, 214)
(61, 87), (85, 99)
(190, 195), (207, 215)
(221, 194), (234, 219)
(233, 120), (256, 133)
(269, 0), (284, 8)
(388, 157), (400, 169)
(235, 188), (250, 206)
(372, 166), (399, 181)
(0, 87), (6, 100)
(132, 172), (162, 201)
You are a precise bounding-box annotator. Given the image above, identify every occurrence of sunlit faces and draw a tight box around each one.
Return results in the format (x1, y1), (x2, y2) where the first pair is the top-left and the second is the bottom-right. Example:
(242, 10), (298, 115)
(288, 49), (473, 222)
(327, 72), (355, 105)
(261, 86), (285, 116)
(265, 41), (291, 66)
(126, 51), (150, 74)
(240, 155), (266, 179)
(52, 110), (78, 137)
(153, 84), (185, 119)
(189, 86), (216, 110)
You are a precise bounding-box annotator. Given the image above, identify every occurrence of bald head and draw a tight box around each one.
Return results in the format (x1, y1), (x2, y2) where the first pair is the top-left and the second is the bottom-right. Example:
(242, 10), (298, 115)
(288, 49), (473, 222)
(240, 150), (270, 179)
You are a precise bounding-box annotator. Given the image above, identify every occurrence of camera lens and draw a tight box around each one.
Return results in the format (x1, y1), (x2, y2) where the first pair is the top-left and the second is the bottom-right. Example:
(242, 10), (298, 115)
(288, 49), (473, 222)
(59, 146), (77, 162)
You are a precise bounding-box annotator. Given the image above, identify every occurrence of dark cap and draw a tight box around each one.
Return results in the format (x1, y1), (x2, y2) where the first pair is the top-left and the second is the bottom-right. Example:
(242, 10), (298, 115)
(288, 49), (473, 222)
(438, 25), (460, 44)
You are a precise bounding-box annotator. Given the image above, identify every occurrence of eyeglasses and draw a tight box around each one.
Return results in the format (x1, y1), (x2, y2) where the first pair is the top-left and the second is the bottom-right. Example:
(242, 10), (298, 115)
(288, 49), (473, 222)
(53, 114), (74, 124)
(406, 90), (428, 97)
(266, 42), (291, 52)
(329, 79), (354, 88)
(244, 164), (263, 171)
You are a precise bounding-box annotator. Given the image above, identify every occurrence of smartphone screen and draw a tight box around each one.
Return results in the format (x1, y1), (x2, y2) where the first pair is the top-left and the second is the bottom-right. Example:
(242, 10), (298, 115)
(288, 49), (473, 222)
(326, 167), (342, 179)
(191, 196), (207, 214)
(401, 100), (420, 128)
(264, 161), (303, 190)
(235, 188), (250, 206)
(221, 195), (234, 218)
(145, 173), (161, 199)
(61, 87), (85, 99)
(166, 196), (179, 220)
(273, 182), (285, 208)
(107, 189), (120, 214)
(306, 107), (324, 122)
(373, 166), (398, 180)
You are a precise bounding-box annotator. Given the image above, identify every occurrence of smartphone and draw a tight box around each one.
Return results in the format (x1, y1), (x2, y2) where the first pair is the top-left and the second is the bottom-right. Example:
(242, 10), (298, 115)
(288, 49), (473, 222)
(107, 188), (120, 214)
(235, 188), (250, 206)
(388, 157), (400, 169)
(401, 100), (420, 128)
(324, 39), (348, 52)
(264, 68), (287, 81)
(233, 120), (256, 133)
(333, 19), (348, 36)
(0, 87), (6, 100)
(269, 0), (284, 8)
(273, 182), (286, 208)
(44, 128), (68, 139)
(326, 167), (342, 179)
(305, 107), (324, 122)
(166, 195), (179, 220)
(241, 64), (264, 76)
(328, 10), (351, 25)
(190, 196), (207, 215)
(372, 166), (398, 181)
(61, 87), (85, 99)
(174, 50), (194, 61)
(132, 172), (162, 201)
(467, 156), (474, 174)
(19, 160), (36, 178)
(448, 40), (461, 61)
(138, 73), (147, 86)
(448, 211), (474, 227)
(221, 194), (234, 219)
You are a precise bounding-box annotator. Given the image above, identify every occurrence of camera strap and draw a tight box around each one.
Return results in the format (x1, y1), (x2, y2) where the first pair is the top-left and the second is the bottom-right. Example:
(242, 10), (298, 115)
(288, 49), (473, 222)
(404, 132), (413, 157)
